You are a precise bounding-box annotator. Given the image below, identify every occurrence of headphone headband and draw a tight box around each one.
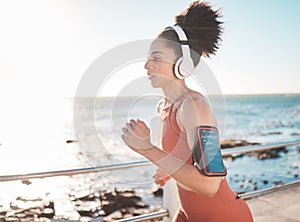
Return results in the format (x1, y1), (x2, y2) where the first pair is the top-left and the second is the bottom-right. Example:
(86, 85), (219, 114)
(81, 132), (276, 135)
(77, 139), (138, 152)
(166, 25), (188, 42)
(165, 25), (195, 79)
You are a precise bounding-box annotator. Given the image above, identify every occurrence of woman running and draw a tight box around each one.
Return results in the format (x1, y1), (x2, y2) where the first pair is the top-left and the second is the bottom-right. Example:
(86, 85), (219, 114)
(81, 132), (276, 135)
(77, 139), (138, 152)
(122, 1), (253, 221)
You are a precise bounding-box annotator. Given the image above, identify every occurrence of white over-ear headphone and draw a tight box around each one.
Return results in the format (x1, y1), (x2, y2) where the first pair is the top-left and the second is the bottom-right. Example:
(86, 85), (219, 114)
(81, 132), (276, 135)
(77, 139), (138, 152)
(166, 25), (195, 79)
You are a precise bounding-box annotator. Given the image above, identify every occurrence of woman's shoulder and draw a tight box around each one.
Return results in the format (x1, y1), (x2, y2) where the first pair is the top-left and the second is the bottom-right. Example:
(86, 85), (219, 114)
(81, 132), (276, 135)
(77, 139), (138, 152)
(179, 91), (216, 126)
(181, 91), (210, 110)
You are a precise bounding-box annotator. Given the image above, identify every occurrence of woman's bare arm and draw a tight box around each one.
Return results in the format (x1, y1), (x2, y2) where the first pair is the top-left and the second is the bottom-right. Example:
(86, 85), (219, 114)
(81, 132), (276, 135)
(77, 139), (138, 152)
(122, 98), (224, 197)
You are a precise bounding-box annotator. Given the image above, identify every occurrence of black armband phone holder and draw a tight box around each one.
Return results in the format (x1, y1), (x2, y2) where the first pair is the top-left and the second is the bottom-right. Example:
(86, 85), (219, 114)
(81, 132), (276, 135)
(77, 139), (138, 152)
(192, 126), (227, 177)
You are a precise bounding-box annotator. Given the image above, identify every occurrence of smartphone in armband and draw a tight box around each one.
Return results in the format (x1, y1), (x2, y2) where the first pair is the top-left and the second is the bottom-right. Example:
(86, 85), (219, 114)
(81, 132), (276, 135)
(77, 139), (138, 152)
(192, 126), (227, 177)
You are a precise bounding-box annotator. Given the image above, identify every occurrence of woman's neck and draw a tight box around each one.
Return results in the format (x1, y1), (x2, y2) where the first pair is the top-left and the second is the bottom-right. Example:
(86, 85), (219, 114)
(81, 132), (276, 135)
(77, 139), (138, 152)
(162, 81), (189, 103)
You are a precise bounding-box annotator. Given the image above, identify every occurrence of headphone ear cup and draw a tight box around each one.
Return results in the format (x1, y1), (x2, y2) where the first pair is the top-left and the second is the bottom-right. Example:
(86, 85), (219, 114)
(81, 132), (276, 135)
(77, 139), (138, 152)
(173, 57), (185, 79)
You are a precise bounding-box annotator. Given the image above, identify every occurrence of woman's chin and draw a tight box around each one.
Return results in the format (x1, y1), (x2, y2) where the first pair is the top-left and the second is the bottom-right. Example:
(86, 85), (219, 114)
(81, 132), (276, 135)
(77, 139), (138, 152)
(149, 78), (160, 88)
(150, 82), (161, 88)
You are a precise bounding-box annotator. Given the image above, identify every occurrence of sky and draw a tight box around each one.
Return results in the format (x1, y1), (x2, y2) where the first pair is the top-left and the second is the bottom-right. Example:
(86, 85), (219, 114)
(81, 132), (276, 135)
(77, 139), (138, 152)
(0, 0), (299, 98)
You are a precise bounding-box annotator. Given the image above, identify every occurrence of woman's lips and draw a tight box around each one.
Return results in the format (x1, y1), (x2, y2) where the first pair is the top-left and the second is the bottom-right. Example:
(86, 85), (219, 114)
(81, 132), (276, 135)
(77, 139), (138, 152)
(148, 74), (155, 80)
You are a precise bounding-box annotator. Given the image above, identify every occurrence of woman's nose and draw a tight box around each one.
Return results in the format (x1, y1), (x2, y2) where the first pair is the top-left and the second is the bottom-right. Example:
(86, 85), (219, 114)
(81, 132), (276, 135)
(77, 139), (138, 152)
(144, 59), (152, 70)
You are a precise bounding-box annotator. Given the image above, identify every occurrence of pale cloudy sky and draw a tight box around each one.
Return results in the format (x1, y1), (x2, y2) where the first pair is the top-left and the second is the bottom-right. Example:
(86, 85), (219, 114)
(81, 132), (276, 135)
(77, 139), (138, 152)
(0, 0), (299, 98)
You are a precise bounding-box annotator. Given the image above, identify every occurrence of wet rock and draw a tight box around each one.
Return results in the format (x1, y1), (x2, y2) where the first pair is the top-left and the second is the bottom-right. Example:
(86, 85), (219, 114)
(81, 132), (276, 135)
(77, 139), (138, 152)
(103, 210), (123, 221)
(2, 198), (55, 221)
(151, 187), (163, 197)
(100, 189), (148, 215)
(4, 217), (19, 221)
(221, 139), (261, 161)
(221, 139), (288, 160)
(79, 216), (92, 222)
(40, 208), (55, 218)
(221, 139), (260, 149)
(251, 147), (287, 160)
(132, 208), (148, 216)
(0, 208), (6, 217)
(272, 180), (284, 186)
(66, 139), (77, 143)
(75, 199), (101, 217)
(252, 182), (258, 191)
(70, 188), (149, 220)
(70, 189), (96, 201)
(21, 180), (32, 185)
(16, 196), (43, 202)
(261, 131), (283, 136)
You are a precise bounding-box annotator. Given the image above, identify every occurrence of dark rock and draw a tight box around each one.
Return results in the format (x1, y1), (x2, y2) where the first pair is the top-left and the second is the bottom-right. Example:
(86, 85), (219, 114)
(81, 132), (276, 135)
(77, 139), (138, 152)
(132, 208), (147, 216)
(21, 180), (32, 185)
(221, 139), (263, 161)
(101, 200), (116, 216)
(244, 178), (252, 183)
(19, 218), (35, 222)
(15, 196), (43, 202)
(0, 209), (6, 216)
(71, 188), (149, 218)
(4, 217), (20, 221)
(75, 199), (101, 217)
(151, 188), (163, 197)
(251, 147), (286, 160)
(44, 201), (54, 210)
(223, 140), (288, 160)
(265, 132), (282, 135)
(25, 208), (41, 217)
(3, 197), (55, 221)
(66, 140), (77, 143)
(71, 190), (96, 201)
(40, 208), (55, 218)
(103, 210), (123, 221)
(221, 139), (260, 149)
(272, 180), (284, 186)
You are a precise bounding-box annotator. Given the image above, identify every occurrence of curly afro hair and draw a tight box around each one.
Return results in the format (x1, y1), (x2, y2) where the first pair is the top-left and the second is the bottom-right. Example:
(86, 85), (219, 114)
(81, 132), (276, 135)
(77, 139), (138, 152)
(157, 1), (223, 66)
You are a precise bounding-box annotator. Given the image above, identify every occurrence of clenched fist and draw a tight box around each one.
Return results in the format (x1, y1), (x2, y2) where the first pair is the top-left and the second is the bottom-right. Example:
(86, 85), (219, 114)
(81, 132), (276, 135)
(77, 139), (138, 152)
(153, 168), (171, 186)
(121, 119), (153, 152)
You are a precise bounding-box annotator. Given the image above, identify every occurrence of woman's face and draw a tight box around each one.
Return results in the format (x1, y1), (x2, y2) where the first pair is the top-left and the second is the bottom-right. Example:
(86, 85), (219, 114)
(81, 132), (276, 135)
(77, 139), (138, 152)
(144, 39), (179, 88)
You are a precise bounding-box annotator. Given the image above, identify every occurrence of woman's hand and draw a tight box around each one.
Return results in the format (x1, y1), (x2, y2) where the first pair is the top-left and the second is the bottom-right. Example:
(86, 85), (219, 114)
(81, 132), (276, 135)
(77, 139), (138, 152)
(121, 119), (153, 153)
(153, 168), (171, 186)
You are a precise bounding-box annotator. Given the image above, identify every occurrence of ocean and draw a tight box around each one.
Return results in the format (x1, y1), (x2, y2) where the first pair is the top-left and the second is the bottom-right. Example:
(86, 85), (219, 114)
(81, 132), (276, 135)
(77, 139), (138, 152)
(0, 94), (299, 218)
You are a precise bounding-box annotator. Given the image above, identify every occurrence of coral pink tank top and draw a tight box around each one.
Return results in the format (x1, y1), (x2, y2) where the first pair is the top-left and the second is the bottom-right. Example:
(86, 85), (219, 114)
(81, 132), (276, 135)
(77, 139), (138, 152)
(159, 91), (253, 222)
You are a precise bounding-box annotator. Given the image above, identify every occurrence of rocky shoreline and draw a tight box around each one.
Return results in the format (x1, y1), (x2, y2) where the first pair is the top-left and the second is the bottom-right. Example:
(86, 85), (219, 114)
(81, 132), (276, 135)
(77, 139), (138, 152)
(0, 139), (298, 222)
(0, 188), (163, 222)
(221, 139), (288, 160)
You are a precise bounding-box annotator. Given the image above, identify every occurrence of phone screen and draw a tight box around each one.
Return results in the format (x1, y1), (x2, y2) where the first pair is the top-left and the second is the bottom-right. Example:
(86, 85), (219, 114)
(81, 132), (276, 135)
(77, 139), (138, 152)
(193, 126), (226, 176)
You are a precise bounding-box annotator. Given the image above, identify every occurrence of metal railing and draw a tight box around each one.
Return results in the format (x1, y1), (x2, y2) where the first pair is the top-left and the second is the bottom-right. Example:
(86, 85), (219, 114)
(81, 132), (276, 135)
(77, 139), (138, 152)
(117, 209), (169, 222)
(0, 160), (151, 182)
(240, 180), (300, 200)
(0, 139), (300, 222)
(1, 139), (299, 183)
(221, 139), (300, 156)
